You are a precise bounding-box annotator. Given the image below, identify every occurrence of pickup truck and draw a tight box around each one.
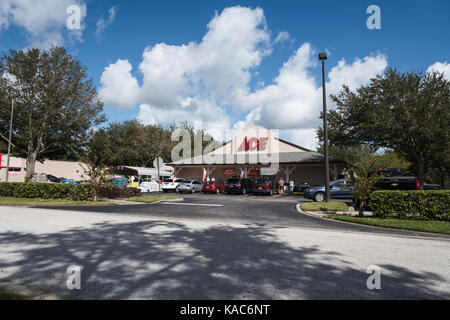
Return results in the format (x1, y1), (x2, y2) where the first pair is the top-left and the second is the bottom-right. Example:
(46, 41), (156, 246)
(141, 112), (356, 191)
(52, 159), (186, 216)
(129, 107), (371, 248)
(354, 168), (441, 208)
(369, 168), (440, 190)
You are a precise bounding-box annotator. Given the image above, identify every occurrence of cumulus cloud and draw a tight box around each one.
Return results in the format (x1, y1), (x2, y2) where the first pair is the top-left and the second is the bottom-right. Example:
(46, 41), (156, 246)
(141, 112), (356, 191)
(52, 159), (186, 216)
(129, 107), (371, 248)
(427, 61), (450, 80)
(0, 0), (86, 48)
(233, 46), (388, 131)
(327, 54), (388, 95)
(100, 6), (270, 136)
(96, 6), (117, 41)
(99, 6), (388, 146)
(99, 59), (140, 109)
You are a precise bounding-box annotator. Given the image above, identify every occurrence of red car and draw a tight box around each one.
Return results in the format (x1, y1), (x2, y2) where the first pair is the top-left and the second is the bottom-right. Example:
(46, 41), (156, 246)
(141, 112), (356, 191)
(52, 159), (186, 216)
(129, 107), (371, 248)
(252, 177), (274, 196)
(202, 180), (225, 194)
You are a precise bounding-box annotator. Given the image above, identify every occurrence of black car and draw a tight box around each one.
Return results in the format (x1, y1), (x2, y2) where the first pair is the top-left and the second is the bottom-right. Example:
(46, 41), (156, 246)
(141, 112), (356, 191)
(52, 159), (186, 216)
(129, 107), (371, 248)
(224, 178), (253, 195)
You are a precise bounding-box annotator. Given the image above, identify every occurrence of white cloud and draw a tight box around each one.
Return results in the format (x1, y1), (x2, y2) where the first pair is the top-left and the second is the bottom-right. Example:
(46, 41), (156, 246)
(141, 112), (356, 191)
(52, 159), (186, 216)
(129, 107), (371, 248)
(96, 6), (117, 41)
(280, 128), (319, 151)
(327, 54), (388, 95)
(0, 0), (86, 48)
(274, 31), (291, 44)
(427, 61), (450, 81)
(99, 59), (140, 109)
(99, 6), (389, 147)
(232, 43), (322, 130)
(99, 6), (270, 136)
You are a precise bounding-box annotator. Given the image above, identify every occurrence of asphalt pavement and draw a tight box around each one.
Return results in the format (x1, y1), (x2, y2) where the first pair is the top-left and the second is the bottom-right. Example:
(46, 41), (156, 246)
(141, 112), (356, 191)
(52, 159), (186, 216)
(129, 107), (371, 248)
(0, 205), (449, 299)
(36, 192), (450, 240)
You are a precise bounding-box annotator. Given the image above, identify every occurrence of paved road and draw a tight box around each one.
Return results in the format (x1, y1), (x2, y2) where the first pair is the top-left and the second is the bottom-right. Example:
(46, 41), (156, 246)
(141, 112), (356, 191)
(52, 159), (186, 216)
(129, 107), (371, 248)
(0, 205), (449, 299)
(37, 193), (450, 239)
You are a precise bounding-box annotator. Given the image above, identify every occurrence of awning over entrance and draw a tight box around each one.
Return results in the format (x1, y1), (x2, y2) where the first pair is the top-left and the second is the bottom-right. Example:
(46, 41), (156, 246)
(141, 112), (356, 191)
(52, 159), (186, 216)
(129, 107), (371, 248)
(109, 166), (171, 177)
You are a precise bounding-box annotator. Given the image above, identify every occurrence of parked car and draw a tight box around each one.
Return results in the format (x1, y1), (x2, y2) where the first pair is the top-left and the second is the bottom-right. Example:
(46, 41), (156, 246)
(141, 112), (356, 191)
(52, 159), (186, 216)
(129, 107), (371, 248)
(305, 179), (354, 202)
(202, 180), (225, 194)
(224, 178), (253, 195)
(177, 180), (203, 193)
(252, 177), (275, 196)
(161, 178), (184, 193)
(369, 169), (440, 190)
(354, 169), (441, 209)
(138, 180), (160, 193)
(61, 178), (78, 184)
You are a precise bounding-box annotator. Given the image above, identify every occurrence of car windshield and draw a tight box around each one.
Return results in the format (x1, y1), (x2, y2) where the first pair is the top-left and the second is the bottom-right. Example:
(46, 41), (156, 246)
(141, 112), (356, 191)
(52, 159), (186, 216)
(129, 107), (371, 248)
(227, 179), (240, 184)
(182, 180), (192, 183)
(205, 181), (215, 185)
(165, 179), (173, 182)
(255, 178), (270, 183)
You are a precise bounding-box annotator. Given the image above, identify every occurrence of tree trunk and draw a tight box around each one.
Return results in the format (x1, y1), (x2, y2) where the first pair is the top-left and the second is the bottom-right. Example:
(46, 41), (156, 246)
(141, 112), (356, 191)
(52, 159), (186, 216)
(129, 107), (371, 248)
(25, 151), (38, 182)
(358, 200), (365, 217)
(416, 160), (425, 190)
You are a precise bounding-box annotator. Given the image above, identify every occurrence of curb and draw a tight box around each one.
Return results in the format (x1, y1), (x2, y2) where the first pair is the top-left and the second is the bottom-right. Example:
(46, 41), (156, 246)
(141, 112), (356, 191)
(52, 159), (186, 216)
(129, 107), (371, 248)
(150, 197), (184, 205)
(295, 204), (450, 241)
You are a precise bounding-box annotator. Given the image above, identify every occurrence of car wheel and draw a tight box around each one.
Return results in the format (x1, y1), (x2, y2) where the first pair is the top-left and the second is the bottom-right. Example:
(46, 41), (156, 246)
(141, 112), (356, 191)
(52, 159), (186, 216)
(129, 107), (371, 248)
(314, 192), (325, 202)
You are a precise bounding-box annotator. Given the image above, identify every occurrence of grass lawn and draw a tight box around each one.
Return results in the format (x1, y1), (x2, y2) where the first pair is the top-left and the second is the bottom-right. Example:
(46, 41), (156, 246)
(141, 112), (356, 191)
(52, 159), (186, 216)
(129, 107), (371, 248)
(127, 195), (180, 203)
(0, 197), (113, 206)
(0, 288), (29, 300)
(327, 216), (450, 235)
(301, 201), (348, 212)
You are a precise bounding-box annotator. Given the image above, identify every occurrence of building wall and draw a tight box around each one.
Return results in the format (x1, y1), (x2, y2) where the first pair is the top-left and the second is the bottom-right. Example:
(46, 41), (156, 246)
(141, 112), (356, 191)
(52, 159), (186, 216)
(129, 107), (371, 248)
(175, 163), (343, 187)
(0, 154), (87, 182)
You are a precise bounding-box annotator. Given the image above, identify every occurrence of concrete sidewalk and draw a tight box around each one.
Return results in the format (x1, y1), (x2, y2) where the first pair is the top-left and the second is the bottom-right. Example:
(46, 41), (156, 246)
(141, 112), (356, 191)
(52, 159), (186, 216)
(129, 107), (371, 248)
(0, 206), (449, 299)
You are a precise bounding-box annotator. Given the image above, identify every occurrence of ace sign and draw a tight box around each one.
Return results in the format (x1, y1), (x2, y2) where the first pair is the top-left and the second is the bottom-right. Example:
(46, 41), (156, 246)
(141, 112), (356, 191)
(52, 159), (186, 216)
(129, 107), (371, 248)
(238, 137), (268, 152)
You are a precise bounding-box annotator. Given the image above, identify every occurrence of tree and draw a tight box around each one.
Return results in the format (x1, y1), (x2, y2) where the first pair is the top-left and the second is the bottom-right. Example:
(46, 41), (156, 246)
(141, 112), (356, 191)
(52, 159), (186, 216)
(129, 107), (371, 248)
(88, 120), (176, 167)
(326, 68), (450, 187)
(0, 47), (105, 180)
(88, 120), (217, 167)
(80, 160), (113, 201)
(350, 157), (383, 217)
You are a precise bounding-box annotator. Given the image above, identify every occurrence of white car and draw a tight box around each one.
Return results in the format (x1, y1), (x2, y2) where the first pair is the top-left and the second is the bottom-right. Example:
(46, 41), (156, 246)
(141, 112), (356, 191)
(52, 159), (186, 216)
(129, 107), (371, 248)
(138, 181), (160, 193)
(161, 178), (184, 192)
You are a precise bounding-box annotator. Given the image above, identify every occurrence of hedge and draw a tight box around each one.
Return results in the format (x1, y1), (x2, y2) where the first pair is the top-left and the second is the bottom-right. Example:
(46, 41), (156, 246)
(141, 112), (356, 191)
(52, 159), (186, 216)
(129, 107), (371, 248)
(370, 190), (450, 221)
(0, 182), (96, 201)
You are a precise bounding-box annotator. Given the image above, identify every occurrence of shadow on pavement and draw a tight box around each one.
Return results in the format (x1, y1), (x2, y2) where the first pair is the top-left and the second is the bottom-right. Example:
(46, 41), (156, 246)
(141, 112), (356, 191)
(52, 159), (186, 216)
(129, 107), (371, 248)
(0, 220), (447, 299)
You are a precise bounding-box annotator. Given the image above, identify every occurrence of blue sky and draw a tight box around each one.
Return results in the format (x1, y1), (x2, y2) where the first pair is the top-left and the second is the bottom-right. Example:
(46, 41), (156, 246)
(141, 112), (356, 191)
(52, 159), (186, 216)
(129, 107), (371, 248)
(0, 0), (449, 148)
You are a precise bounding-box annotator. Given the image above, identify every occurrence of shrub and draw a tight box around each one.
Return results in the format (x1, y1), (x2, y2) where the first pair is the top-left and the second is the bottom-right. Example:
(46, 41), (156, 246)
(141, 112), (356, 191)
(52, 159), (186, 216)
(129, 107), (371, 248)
(370, 190), (450, 221)
(0, 182), (96, 201)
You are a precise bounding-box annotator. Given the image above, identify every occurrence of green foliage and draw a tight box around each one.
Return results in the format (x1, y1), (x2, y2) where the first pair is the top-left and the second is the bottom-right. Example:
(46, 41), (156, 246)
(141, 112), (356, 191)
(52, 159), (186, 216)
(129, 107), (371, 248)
(322, 68), (450, 186)
(372, 151), (412, 173)
(88, 120), (217, 166)
(79, 160), (113, 199)
(0, 182), (96, 201)
(88, 120), (173, 167)
(370, 190), (450, 221)
(349, 157), (383, 216)
(328, 216), (450, 235)
(0, 47), (105, 178)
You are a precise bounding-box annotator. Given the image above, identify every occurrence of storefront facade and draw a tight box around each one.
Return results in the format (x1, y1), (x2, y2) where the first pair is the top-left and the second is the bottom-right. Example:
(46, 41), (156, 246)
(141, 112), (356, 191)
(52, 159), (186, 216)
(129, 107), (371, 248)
(169, 126), (345, 187)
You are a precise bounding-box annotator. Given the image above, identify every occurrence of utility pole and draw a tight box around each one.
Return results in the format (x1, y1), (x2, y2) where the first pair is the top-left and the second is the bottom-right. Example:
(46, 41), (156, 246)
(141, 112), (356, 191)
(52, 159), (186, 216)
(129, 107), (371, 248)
(5, 98), (15, 182)
(157, 157), (161, 192)
(319, 52), (330, 202)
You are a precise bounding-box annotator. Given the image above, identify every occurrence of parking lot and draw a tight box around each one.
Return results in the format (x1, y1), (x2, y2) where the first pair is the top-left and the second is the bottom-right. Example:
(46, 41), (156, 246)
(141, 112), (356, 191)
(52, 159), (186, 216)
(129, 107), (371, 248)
(38, 192), (449, 239)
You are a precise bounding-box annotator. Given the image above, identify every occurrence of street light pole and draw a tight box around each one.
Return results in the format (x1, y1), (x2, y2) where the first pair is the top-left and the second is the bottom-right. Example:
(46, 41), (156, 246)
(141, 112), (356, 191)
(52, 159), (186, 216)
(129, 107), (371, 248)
(319, 52), (330, 202)
(5, 98), (15, 182)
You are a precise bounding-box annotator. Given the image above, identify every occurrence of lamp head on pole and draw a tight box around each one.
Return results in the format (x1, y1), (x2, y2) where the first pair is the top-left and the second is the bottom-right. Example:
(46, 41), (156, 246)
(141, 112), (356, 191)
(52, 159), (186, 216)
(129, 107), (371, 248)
(318, 52), (327, 60)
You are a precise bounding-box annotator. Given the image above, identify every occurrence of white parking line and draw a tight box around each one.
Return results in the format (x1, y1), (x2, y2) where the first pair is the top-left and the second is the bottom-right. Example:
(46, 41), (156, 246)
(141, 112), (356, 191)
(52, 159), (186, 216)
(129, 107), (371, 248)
(159, 202), (224, 207)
